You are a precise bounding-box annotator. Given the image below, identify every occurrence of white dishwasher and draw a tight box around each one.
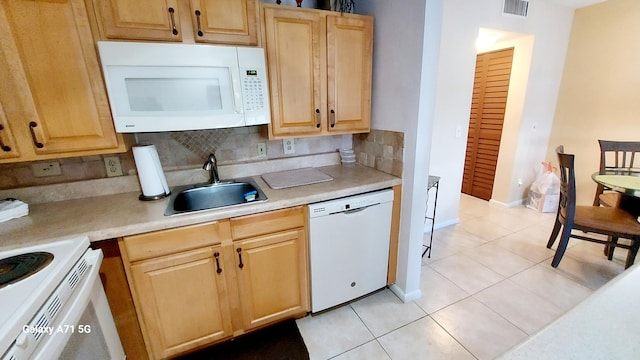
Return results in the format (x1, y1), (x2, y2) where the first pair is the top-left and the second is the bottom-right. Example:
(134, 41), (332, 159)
(308, 189), (394, 312)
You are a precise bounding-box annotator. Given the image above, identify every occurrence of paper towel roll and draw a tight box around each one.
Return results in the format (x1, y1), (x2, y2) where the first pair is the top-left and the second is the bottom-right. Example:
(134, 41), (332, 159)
(133, 145), (170, 200)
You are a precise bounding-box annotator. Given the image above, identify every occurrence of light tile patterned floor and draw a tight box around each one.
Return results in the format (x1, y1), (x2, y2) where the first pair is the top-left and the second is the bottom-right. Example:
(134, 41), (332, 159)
(297, 194), (631, 359)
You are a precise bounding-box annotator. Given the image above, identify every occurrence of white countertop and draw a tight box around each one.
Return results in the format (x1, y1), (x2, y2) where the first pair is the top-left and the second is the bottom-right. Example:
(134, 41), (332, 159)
(500, 262), (640, 359)
(0, 164), (401, 251)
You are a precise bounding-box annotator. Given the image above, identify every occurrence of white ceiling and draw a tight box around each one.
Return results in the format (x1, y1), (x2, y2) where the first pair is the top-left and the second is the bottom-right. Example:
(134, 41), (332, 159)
(476, 0), (608, 47)
(542, 0), (607, 9)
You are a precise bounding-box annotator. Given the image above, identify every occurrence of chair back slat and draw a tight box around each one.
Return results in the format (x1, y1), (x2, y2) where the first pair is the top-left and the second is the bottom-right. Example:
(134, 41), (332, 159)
(594, 140), (640, 206)
(556, 146), (576, 225)
(599, 140), (640, 171)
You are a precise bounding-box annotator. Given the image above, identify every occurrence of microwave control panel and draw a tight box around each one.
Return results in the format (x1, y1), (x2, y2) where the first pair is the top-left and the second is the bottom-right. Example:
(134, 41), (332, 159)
(239, 67), (270, 126)
(241, 69), (266, 112)
(237, 46), (270, 126)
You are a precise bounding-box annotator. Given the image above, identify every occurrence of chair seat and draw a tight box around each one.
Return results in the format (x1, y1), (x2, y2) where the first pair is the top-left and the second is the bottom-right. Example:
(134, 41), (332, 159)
(599, 192), (621, 207)
(574, 206), (640, 236)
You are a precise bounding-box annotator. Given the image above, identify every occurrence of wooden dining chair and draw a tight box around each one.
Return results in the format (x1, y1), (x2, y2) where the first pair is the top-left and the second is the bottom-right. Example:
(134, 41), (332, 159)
(593, 140), (640, 207)
(547, 146), (640, 269)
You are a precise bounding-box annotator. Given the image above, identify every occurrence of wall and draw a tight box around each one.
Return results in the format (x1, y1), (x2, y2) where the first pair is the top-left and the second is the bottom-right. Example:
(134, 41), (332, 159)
(0, 125), (351, 189)
(430, 0), (574, 228)
(545, 0), (640, 206)
(357, 0), (442, 301)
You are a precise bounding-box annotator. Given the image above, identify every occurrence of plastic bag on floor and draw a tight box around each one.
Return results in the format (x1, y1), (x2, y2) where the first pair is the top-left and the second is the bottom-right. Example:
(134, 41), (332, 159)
(526, 162), (560, 213)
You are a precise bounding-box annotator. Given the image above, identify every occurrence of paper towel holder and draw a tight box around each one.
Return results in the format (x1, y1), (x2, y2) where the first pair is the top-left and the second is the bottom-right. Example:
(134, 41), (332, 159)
(139, 192), (171, 201)
(132, 144), (172, 201)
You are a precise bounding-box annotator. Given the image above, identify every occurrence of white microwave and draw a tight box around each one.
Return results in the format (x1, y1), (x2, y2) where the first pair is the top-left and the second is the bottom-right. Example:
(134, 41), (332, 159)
(97, 41), (270, 132)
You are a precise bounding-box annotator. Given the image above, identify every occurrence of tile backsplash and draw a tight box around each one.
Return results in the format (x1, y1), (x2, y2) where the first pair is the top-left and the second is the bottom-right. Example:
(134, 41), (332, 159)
(0, 125), (352, 190)
(353, 129), (404, 178)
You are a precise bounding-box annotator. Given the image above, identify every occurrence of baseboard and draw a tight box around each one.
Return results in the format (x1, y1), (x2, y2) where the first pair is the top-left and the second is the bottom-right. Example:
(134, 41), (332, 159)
(489, 198), (526, 208)
(389, 284), (422, 303)
(424, 218), (459, 233)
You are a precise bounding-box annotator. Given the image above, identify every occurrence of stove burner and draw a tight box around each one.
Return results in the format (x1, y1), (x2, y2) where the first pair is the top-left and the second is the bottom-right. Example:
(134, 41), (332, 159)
(0, 252), (54, 289)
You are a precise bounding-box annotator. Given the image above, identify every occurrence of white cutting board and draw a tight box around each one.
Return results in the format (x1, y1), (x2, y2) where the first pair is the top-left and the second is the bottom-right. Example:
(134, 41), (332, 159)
(261, 168), (333, 189)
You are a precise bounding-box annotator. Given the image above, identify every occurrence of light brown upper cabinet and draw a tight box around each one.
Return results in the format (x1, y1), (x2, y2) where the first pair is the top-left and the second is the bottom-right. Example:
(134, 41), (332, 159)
(262, 5), (372, 139)
(91, 0), (183, 42)
(0, 100), (20, 161)
(91, 0), (259, 45)
(0, 0), (125, 164)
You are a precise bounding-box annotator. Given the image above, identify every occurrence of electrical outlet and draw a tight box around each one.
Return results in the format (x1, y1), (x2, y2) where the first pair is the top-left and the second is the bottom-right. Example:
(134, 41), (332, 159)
(283, 138), (295, 155)
(32, 161), (62, 177)
(104, 156), (123, 177)
(257, 142), (266, 157)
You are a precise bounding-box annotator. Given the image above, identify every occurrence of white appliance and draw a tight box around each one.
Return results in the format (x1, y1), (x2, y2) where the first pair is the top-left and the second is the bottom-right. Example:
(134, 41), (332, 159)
(97, 41), (271, 132)
(308, 189), (394, 313)
(1, 237), (124, 360)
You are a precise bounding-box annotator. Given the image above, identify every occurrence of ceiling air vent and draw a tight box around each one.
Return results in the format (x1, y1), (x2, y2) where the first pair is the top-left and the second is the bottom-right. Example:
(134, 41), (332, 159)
(502, 0), (529, 17)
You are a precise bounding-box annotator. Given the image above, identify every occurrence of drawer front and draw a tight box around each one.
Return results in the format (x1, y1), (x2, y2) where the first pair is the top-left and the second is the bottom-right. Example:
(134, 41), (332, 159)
(123, 221), (231, 262)
(230, 206), (305, 240)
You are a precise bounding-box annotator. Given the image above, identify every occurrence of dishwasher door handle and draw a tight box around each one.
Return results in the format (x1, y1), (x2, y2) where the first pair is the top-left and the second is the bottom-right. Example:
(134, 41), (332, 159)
(336, 203), (380, 215)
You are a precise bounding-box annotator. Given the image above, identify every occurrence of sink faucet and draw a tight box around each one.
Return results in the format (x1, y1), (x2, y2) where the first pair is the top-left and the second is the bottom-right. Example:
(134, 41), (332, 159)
(203, 153), (220, 184)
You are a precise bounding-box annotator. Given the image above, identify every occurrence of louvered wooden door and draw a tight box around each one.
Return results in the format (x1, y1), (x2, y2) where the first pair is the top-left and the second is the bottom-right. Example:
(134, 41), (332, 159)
(462, 48), (514, 200)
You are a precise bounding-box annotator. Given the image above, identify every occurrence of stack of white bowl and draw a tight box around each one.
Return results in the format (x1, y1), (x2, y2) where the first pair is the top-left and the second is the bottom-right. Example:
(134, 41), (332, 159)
(339, 148), (356, 166)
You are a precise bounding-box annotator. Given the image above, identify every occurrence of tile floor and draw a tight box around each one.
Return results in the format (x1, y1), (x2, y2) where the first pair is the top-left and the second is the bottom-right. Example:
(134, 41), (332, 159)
(296, 194), (632, 360)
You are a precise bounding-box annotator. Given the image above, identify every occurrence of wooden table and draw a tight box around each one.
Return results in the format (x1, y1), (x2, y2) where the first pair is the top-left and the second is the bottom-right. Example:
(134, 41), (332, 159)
(592, 171), (640, 198)
(592, 170), (640, 217)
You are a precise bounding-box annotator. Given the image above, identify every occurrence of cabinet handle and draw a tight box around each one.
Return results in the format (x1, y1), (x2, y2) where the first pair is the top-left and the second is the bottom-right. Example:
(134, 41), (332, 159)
(195, 10), (204, 37)
(237, 248), (244, 269)
(28, 122), (44, 148)
(315, 109), (321, 128)
(168, 7), (179, 36)
(0, 125), (11, 152)
(214, 252), (222, 274)
(330, 109), (336, 128)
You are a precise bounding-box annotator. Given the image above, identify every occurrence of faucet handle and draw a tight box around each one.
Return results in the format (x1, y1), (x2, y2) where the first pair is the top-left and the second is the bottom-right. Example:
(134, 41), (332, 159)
(203, 153), (216, 170)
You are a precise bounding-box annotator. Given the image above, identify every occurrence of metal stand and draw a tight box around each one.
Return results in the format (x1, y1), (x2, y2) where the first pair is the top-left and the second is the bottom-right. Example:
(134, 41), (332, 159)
(422, 175), (440, 258)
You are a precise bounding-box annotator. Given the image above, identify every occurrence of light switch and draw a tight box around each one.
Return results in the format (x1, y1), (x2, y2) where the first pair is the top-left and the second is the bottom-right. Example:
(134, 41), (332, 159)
(455, 125), (462, 138)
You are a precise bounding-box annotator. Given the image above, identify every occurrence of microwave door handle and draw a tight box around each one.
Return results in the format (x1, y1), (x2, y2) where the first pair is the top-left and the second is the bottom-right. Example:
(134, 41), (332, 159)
(231, 70), (243, 114)
(235, 95), (242, 114)
(234, 94), (242, 114)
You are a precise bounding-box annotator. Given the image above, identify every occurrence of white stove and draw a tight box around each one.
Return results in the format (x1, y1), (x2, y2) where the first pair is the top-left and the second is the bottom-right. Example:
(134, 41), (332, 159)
(0, 237), (124, 359)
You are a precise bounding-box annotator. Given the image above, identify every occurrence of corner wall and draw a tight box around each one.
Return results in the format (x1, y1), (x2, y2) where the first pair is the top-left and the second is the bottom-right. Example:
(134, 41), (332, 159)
(358, 0), (442, 301)
(430, 0), (574, 226)
(545, 0), (640, 206)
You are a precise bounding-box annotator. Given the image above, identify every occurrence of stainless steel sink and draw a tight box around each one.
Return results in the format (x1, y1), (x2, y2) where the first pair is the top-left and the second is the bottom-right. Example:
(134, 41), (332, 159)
(164, 177), (267, 216)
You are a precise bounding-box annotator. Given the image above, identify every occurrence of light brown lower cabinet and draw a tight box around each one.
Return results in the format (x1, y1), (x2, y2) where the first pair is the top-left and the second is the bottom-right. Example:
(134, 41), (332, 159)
(130, 245), (233, 359)
(119, 206), (309, 359)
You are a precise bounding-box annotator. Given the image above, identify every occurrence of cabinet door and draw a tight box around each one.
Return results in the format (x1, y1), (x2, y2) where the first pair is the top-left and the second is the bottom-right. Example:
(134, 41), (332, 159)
(263, 6), (325, 138)
(190, 0), (258, 45)
(93, 0), (182, 41)
(0, 0), (122, 159)
(0, 100), (19, 160)
(130, 246), (232, 359)
(326, 14), (372, 133)
(234, 229), (309, 330)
